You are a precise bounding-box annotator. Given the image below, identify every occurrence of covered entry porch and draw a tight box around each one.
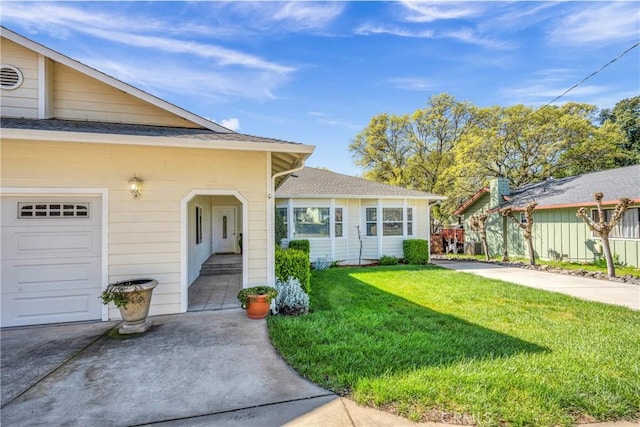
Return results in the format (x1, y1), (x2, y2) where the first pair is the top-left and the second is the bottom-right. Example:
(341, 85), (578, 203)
(188, 254), (242, 311)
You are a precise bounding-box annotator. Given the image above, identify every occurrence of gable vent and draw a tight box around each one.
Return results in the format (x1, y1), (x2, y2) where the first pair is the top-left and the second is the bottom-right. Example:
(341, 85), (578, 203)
(1, 65), (23, 90)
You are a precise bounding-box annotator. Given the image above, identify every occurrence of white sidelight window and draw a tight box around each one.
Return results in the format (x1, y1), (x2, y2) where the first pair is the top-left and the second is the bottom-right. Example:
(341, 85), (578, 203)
(335, 207), (343, 237)
(365, 207), (377, 236)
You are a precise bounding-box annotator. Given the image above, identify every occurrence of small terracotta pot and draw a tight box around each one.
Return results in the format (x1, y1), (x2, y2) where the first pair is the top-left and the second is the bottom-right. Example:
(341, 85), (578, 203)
(245, 294), (271, 319)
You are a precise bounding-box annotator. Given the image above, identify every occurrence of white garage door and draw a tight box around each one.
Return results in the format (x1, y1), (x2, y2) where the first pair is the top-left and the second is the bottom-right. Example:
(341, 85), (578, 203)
(1, 196), (103, 327)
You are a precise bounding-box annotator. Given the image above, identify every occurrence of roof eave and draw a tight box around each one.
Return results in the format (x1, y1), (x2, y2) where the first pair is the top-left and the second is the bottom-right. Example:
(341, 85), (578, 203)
(2, 128), (315, 154)
(275, 194), (447, 200)
(507, 198), (640, 211)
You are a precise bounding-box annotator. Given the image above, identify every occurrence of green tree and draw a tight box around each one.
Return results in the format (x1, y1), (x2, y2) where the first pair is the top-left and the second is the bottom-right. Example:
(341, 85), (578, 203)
(349, 113), (411, 186)
(599, 96), (640, 165)
(446, 103), (626, 190)
(350, 94), (473, 222)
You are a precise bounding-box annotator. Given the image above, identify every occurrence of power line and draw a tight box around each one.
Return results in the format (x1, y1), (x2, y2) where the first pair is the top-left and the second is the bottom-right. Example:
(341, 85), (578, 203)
(543, 41), (640, 107)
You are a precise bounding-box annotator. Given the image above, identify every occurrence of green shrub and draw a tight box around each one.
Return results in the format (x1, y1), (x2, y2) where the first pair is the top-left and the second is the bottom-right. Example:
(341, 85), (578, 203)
(593, 253), (625, 268)
(403, 239), (429, 265)
(379, 255), (399, 266)
(288, 239), (310, 255)
(275, 247), (311, 293)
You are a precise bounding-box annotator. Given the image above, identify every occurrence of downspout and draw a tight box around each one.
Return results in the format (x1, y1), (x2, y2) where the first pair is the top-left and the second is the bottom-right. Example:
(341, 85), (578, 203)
(267, 163), (307, 285)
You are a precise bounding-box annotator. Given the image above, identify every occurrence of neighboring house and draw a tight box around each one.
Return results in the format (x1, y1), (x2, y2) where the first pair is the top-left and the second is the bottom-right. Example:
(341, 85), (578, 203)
(275, 167), (446, 263)
(0, 27), (314, 327)
(454, 165), (640, 267)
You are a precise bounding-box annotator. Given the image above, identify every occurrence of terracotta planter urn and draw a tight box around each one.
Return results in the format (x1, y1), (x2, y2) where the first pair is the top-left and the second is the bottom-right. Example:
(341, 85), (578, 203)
(245, 295), (271, 319)
(237, 286), (278, 320)
(102, 278), (159, 334)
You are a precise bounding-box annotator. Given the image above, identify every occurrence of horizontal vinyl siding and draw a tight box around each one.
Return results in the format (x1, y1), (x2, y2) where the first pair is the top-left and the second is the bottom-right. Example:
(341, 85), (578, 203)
(52, 63), (199, 128)
(1, 39), (39, 118)
(2, 139), (268, 316)
(309, 239), (331, 260)
(335, 240), (348, 261)
(361, 239), (378, 260)
(381, 238), (404, 257)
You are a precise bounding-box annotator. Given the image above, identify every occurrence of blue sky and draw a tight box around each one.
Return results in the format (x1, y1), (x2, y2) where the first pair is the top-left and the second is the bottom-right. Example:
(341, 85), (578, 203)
(3, 1), (639, 176)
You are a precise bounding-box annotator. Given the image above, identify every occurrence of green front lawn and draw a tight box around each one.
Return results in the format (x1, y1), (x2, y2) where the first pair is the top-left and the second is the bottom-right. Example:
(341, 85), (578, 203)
(267, 265), (640, 426)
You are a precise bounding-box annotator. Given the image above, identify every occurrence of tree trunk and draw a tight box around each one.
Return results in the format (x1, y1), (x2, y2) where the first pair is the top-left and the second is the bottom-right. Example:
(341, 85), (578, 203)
(600, 235), (616, 278)
(526, 235), (536, 265)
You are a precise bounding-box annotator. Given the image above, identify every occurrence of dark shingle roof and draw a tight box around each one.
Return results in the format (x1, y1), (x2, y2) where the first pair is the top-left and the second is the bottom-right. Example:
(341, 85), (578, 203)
(275, 167), (445, 199)
(504, 165), (640, 208)
(0, 118), (302, 146)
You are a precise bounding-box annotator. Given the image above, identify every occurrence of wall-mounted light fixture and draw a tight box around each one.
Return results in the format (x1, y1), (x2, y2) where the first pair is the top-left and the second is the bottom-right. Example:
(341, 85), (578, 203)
(128, 176), (143, 200)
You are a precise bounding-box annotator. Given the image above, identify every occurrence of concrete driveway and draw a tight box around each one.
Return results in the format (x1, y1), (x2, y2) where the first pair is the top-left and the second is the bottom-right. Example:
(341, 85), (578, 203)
(1, 309), (441, 427)
(432, 260), (639, 310)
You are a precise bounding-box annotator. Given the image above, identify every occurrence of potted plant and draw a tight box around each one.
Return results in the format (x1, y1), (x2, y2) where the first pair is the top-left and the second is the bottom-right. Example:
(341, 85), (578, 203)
(237, 286), (278, 319)
(101, 278), (158, 334)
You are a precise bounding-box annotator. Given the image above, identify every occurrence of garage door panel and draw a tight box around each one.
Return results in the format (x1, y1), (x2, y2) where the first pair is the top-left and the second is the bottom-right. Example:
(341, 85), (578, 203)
(1, 291), (101, 327)
(2, 259), (101, 293)
(1, 195), (103, 327)
(3, 228), (101, 260)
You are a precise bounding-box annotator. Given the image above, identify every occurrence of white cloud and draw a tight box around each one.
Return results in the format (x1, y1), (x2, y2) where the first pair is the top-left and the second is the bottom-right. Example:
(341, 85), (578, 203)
(2, 3), (293, 73)
(222, 1), (345, 33)
(82, 27), (293, 74)
(355, 23), (434, 38)
(271, 2), (345, 31)
(399, 1), (484, 23)
(85, 57), (286, 102)
(355, 24), (510, 50)
(549, 3), (640, 45)
(440, 28), (513, 50)
(220, 118), (240, 131)
(2, 2), (295, 103)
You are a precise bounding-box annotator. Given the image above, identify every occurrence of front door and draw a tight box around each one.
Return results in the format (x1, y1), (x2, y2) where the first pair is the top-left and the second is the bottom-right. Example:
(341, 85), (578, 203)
(212, 207), (236, 253)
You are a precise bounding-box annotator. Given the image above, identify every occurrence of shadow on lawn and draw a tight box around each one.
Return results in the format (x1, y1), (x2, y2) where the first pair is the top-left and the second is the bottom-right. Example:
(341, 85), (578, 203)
(269, 266), (548, 392)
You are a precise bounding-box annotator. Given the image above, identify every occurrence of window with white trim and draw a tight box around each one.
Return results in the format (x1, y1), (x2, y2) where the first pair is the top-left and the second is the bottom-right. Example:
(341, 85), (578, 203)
(276, 207), (288, 237)
(407, 207), (414, 236)
(383, 208), (403, 236)
(365, 207), (377, 236)
(335, 207), (343, 237)
(294, 207), (330, 237)
(590, 208), (640, 239)
(18, 202), (89, 218)
(195, 206), (203, 245)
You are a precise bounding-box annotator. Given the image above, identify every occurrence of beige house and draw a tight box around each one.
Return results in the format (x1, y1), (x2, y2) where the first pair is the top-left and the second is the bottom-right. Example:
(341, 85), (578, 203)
(0, 27), (314, 327)
(275, 167), (446, 263)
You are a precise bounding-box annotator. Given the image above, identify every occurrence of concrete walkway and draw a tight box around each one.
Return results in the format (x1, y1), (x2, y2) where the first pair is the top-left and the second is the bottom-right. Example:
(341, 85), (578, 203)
(1, 310), (448, 427)
(432, 260), (639, 310)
